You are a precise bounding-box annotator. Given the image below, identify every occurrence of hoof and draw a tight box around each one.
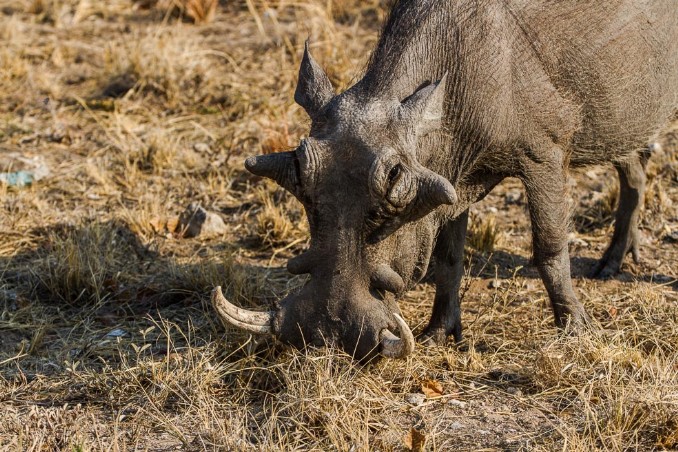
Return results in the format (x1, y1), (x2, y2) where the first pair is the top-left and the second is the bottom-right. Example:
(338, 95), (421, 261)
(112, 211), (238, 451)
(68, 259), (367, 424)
(418, 329), (446, 347)
(556, 309), (595, 334)
(591, 258), (622, 280)
(418, 325), (462, 347)
(593, 237), (640, 279)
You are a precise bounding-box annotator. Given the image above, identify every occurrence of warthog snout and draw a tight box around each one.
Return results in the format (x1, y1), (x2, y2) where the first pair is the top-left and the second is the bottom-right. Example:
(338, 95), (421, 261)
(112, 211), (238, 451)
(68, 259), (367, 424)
(211, 280), (414, 360)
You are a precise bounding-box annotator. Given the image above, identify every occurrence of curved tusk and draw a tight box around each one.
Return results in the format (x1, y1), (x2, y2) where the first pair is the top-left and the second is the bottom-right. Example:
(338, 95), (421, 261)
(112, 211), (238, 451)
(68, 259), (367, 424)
(211, 286), (274, 334)
(379, 313), (415, 359)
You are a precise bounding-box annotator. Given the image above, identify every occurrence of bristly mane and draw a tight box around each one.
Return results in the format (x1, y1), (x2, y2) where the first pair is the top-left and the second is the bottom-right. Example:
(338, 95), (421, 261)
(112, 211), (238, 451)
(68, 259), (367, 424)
(360, 0), (492, 183)
(362, 0), (442, 94)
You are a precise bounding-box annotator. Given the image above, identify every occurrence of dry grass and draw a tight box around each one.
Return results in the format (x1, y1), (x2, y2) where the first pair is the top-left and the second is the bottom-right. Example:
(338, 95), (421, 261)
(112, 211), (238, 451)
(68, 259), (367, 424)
(467, 213), (502, 254)
(252, 183), (308, 249)
(182, 0), (218, 24)
(1, 1), (677, 450)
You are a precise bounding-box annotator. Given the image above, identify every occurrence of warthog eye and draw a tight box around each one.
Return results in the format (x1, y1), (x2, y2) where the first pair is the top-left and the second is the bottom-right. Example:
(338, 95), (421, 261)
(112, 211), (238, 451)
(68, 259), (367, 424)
(387, 164), (401, 186)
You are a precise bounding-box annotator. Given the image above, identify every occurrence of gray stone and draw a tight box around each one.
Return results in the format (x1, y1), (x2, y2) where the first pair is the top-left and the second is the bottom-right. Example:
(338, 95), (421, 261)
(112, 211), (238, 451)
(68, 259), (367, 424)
(178, 203), (227, 238)
(405, 393), (426, 406)
(193, 142), (212, 154)
(505, 189), (522, 205)
(447, 399), (468, 408)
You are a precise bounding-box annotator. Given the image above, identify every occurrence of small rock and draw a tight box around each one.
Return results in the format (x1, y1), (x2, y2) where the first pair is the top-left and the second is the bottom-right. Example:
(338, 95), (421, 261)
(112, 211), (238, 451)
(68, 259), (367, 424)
(568, 233), (589, 248)
(193, 142), (211, 153)
(0, 153), (50, 187)
(489, 279), (503, 289)
(106, 328), (128, 338)
(506, 387), (523, 396)
(447, 399), (468, 408)
(663, 230), (678, 244)
(0, 289), (18, 302)
(448, 421), (464, 429)
(487, 206), (498, 214)
(178, 203), (227, 238)
(505, 189), (522, 205)
(405, 393), (426, 406)
(585, 169), (599, 179)
(649, 142), (662, 153)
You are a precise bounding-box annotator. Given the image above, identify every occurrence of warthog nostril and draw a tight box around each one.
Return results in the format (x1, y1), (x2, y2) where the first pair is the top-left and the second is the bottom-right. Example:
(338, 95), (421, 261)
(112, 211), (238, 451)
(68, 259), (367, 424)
(371, 264), (405, 294)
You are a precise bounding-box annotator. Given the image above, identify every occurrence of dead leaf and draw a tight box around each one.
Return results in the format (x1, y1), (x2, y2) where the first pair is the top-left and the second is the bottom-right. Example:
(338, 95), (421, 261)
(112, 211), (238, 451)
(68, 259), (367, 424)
(149, 216), (166, 233)
(403, 427), (426, 452)
(185, 0), (217, 24)
(608, 306), (618, 319)
(421, 379), (444, 399)
(166, 216), (180, 233)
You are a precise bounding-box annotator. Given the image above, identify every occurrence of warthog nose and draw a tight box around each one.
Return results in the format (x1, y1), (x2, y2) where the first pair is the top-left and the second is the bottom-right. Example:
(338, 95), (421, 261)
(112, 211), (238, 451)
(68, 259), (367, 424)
(370, 264), (405, 294)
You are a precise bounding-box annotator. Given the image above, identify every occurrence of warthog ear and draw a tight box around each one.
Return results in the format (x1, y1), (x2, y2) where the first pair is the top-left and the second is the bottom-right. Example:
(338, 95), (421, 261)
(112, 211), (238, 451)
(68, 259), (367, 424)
(400, 73), (448, 135)
(245, 151), (299, 195)
(295, 40), (335, 118)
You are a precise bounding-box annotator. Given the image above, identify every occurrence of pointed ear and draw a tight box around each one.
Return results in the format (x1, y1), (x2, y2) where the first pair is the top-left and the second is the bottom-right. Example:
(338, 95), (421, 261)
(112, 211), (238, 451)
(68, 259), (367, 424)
(294, 41), (334, 118)
(400, 73), (448, 135)
(245, 151), (299, 195)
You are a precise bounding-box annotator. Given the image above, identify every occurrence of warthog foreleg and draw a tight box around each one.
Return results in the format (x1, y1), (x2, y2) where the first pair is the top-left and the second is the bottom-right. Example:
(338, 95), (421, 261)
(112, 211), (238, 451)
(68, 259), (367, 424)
(419, 210), (469, 345)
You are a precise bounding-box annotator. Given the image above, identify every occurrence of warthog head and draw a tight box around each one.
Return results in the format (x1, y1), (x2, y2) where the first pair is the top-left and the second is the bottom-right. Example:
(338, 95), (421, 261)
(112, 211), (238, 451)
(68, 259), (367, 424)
(213, 44), (456, 360)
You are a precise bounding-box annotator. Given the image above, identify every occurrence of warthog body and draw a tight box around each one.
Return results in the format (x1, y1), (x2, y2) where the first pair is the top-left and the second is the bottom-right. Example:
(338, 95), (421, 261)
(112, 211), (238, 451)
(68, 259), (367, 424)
(214, 0), (678, 360)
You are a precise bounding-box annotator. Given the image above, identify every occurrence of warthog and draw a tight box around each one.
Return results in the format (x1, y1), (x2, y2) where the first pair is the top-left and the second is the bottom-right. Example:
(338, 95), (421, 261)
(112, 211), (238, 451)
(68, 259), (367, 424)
(212, 0), (678, 360)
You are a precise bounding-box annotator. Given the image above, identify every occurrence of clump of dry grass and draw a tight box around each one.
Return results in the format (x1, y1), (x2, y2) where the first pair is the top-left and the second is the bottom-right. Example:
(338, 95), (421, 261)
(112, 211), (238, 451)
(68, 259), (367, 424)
(252, 183), (308, 249)
(26, 0), (132, 25)
(139, 0), (219, 24)
(101, 26), (223, 106)
(324, 0), (391, 23)
(1, 404), (91, 451)
(467, 213), (502, 253)
(168, 253), (270, 310)
(534, 331), (678, 449)
(31, 221), (144, 305)
(574, 178), (619, 233)
(251, 350), (398, 449)
(182, 0), (218, 23)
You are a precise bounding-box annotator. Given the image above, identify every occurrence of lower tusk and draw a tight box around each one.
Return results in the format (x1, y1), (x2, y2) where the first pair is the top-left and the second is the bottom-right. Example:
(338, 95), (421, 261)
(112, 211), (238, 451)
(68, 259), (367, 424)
(379, 313), (415, 359)
(211, 286), (274, 334)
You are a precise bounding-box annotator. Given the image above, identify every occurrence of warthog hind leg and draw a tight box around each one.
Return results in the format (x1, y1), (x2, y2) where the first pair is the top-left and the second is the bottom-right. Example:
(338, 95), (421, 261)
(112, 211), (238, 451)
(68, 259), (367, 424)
(593, 148), (650, 278)
(522, 146), (591, 329)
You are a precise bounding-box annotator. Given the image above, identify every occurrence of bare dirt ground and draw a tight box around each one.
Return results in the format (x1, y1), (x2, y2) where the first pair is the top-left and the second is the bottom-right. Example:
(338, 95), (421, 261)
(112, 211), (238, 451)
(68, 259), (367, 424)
(1, 1), (677, 450)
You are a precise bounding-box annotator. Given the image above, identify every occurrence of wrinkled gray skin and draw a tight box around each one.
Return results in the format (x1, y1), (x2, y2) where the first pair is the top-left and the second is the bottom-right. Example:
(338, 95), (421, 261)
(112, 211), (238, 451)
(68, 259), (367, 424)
(235, 0), (678, 361)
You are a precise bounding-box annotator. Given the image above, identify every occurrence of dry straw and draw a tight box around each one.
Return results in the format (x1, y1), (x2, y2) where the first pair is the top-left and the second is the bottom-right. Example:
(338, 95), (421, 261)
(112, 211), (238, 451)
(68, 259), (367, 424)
(0, 0), (676, 450)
